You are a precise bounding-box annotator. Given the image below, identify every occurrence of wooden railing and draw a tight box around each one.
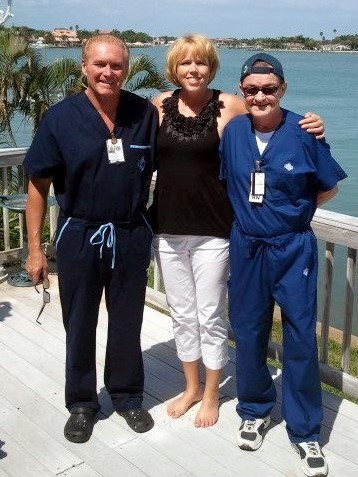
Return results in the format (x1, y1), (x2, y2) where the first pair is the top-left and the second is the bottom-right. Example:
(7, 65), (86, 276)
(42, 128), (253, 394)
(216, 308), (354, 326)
(0, 147), (58, 273)
(1, 148), (357, 398)
(310, 209), (358, 397)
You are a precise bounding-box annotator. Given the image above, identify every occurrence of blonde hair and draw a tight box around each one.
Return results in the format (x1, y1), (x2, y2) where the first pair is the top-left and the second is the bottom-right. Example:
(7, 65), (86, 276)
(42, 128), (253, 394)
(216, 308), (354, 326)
(82, 34), (130, 62)
(166, 34), (219, 86)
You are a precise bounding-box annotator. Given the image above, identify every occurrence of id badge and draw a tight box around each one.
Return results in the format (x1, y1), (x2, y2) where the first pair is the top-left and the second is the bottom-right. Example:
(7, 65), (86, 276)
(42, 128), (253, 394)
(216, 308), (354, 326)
(106, 138), (125, 164)
(252, 171), (265, 195)
(249, 172), (264, 203)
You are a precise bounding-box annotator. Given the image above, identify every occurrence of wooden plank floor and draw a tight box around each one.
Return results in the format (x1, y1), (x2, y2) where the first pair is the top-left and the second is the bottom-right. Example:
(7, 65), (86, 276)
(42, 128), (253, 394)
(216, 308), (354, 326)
(0, 275), (357, 477)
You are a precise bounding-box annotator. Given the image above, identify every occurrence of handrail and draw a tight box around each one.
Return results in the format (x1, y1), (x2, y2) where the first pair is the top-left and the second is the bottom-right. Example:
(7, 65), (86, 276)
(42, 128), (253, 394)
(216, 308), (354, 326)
(311, 209), (358, 377)
(0, 147), (59, 267)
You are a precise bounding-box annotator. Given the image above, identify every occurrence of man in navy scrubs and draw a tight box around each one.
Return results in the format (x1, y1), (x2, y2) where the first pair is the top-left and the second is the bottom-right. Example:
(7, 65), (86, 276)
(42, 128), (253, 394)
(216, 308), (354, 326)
(220, 53), (346, 477)
(24, 35), (158, 443)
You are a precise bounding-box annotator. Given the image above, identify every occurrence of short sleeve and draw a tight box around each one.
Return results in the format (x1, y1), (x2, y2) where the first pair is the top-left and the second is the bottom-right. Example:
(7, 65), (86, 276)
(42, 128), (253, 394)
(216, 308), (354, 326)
(304, 136), (347, 191)
(23, 110), (63, 179)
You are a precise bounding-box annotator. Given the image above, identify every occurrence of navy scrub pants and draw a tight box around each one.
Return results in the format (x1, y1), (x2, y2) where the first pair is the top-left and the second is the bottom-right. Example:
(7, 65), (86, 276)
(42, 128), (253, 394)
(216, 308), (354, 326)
(229, 225), (323, 443)
(55, 216), (152, 412)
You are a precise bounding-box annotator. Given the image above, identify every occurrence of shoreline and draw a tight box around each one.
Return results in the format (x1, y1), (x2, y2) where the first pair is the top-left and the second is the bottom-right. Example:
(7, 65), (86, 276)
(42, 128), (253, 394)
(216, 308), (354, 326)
(30, 44), (358, 54)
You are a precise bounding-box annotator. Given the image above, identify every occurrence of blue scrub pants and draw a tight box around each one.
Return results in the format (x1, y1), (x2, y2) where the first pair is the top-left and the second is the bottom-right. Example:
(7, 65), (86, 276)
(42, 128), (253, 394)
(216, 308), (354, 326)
(229, 225), (323, 443)
(55, 216), (152, 412)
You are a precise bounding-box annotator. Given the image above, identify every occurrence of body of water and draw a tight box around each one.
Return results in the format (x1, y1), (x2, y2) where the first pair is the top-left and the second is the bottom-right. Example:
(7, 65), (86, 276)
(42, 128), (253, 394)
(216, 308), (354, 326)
(13, 46), (358, 333)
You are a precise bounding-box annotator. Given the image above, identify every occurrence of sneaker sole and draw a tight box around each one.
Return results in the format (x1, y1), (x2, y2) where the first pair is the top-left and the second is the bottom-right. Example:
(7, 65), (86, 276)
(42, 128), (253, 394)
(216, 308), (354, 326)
(291, 443), (328, 477)
(238, 442), (262, 451)
(64, 430), (92, 443)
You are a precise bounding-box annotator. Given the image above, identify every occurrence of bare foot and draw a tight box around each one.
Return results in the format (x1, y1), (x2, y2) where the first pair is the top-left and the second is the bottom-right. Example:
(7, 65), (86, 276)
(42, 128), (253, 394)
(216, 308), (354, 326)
(167, 389), (203, 418)
(194, 392), (219, 428)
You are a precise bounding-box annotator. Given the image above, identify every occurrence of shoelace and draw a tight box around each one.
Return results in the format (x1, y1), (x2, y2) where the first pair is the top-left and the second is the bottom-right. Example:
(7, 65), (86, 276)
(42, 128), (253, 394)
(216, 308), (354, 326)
(306, 442), (321, 456)
(243, 420), (257, 431)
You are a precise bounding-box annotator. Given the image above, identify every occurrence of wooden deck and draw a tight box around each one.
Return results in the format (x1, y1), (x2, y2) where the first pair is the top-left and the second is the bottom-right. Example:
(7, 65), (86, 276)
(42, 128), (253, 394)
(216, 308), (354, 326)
(0, 275), (358, 477)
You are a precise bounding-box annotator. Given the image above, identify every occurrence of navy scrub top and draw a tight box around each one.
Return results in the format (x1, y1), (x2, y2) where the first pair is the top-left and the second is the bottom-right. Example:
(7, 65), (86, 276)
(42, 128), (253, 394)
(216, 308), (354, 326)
(220, 109), (347, 237)
(24, 91), (158, 223)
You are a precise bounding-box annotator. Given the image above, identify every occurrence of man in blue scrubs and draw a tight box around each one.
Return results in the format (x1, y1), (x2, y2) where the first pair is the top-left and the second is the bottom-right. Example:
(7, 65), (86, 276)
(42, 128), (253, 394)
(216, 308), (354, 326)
(24, 35), (158, 443)
(220, 53), (346, 477)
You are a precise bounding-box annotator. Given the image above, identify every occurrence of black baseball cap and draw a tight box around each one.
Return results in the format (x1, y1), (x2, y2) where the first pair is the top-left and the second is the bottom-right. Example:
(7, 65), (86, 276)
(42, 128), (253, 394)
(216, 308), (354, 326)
(240, 53), (285, 82)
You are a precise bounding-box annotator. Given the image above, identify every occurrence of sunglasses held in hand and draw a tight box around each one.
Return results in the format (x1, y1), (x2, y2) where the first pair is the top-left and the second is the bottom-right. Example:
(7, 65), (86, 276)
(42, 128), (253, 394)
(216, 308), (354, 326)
(35, 277), (50, 324)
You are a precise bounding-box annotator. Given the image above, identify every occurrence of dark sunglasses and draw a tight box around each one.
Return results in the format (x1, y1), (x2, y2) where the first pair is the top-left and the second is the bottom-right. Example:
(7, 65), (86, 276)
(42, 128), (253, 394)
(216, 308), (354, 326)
(242, 85), (279, 97)
(35, 277), (50, 324)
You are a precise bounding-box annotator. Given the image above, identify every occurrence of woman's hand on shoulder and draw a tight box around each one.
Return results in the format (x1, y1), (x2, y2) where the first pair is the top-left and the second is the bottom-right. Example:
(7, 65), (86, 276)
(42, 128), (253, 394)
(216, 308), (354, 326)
(152, 91), (173, 124)
(217, 92), (248, 137)
(299, 112), (325, 139)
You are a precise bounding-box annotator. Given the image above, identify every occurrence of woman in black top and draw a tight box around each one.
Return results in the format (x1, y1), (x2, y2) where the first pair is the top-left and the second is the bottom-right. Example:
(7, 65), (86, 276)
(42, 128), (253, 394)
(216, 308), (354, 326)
(150, 34), (325, 428)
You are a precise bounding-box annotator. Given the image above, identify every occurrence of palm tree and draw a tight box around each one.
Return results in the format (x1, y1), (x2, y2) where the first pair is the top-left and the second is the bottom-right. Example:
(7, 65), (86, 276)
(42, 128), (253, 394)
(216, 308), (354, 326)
(124, 54), (170, 97)
(0, 30), (82, 144)
(20, 57), (82, 135)
(0, 30), (40, 146)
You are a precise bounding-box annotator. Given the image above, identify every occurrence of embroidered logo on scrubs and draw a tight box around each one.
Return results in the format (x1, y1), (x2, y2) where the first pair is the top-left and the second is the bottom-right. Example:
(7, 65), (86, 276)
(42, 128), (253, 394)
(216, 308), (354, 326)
(303, 268), (309, 276)
(138, 156), (145, 172)
(284, 162), (294, 171)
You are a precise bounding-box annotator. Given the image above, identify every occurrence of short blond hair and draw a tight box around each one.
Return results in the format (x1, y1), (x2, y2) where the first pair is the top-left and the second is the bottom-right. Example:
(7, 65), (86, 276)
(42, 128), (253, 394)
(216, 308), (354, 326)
(166, 34), (219, 87)
(82, 34), (129, 62)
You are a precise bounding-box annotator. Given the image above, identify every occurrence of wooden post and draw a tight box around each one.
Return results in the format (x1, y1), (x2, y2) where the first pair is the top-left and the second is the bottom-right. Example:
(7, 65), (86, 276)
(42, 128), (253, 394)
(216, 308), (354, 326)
(320, 241), (334, 364)
(342, 247), (357, 372)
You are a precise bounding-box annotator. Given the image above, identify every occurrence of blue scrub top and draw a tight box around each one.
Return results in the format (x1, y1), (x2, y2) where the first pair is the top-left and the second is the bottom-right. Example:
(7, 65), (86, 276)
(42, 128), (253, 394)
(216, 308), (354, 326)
(24, 91), (158, 223)
(220, 109), (347, 237)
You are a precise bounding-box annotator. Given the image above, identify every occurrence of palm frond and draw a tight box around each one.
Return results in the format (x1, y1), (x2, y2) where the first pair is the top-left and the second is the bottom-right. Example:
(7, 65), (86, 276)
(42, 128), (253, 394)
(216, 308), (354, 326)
(125, 54), (170, 94)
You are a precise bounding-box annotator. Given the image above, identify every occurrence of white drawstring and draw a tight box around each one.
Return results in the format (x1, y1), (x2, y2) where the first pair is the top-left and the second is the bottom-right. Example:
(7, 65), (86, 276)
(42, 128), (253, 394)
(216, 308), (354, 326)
(89, 223), (116, 269)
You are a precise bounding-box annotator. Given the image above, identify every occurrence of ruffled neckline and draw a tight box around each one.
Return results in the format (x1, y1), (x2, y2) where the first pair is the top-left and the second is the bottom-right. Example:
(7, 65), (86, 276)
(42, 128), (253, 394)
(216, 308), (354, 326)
(161, 89), (223, 142)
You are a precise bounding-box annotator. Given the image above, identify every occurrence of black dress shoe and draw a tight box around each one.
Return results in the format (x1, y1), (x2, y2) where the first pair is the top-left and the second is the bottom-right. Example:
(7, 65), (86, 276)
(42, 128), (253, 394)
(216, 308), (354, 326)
(117, 407), (154, 433)
(64, 407), (97, 443)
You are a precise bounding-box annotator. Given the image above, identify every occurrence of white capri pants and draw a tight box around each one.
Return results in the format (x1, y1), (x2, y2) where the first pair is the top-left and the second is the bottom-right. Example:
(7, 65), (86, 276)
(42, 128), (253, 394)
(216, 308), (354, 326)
(152, 234), (229, 370)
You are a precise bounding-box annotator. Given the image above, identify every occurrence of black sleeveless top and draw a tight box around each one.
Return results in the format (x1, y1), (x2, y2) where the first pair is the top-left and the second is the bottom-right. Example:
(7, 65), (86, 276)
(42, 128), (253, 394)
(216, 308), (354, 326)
(150, 89), (233, 238)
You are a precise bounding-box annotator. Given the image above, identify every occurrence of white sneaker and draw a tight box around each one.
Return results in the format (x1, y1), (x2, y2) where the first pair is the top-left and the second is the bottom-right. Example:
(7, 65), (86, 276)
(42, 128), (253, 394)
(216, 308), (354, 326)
(237, 416), (270, 451)
(291, 441), (328, 477)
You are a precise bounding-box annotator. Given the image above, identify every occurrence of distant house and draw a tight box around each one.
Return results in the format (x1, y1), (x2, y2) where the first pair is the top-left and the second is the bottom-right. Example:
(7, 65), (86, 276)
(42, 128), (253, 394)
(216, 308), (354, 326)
(153, 37), (165, 45)
(30, 36), (47, 48)
(284, 42), (305, 51)
(215, 38), (235, 47)
(320, 43), (350, 52)
(51, 28), (81, 47)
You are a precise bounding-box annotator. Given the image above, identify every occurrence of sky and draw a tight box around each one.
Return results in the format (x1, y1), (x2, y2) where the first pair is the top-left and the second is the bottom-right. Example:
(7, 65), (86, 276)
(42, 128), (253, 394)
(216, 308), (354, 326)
(5, 0), (358, 40)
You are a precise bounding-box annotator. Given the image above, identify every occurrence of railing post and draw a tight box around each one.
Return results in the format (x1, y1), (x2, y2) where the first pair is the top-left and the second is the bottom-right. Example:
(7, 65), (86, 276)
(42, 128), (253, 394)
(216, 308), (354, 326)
(342, 247), (357, 372)
(0, 263), (8, 282)
(49, 184), (59, 239)
(320, 241), (334, 364)
(1, 168), (10, 250)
